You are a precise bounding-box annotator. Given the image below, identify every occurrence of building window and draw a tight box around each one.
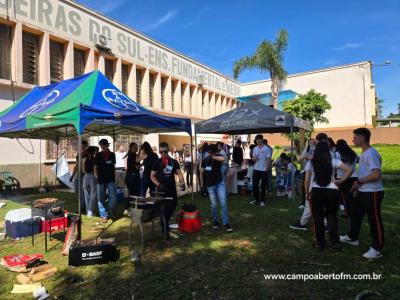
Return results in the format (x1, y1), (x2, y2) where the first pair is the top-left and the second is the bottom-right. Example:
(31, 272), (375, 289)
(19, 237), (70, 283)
(46, 139), (78, 160)
(136, 68), (142, 104)
(0, 24), (12, 80)
(149, 73), (155, 107)
(121, 64), (129, 94)
(189, 86), (195, 115)
(22, 32), (39, 85)
(181, 82), (187, 113)
(50, 41), (64, 83)
(74, 49), (85, 77)
(171, 80), (177, 112)
(104, 58), (114, 81)
(160, 77), (167, 110)
(116, 134), (143, 151)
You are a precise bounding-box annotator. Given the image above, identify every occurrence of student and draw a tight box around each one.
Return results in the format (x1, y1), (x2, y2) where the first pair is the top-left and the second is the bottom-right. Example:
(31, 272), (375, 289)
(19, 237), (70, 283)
(83, 146), (98, 217)
(70, 140), (88, 213)
(298, 139), (316, 208)
(232, 140), (244, 166)
(151, 142), (186, 241)
(183, 147), (193, 187)
(282, 155), (297, 199)
(139, 142), (158, 197)
(305, 142), (352, 250)
(94, 139), (118, 222)
(290, 133), (329, 230)
(263, 139), (274, 192)
(335, 139), (358, 216)
(200, 144), (233, 232)
(125, 142), (141, 196)
(168, 145), (181, 163)
(217, 142), (229, 183)
(340, 128), (385, 259)
(115, 144), (127, 170)
(250, 134), (272, 206)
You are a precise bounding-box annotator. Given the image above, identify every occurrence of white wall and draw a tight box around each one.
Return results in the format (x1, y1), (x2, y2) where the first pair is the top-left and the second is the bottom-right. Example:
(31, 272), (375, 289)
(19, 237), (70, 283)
(241, 62), (376, 129)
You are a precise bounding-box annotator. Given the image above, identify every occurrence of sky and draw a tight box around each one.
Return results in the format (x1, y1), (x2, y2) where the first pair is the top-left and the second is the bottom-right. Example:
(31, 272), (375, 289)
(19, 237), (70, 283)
(78, 0), (400, 117)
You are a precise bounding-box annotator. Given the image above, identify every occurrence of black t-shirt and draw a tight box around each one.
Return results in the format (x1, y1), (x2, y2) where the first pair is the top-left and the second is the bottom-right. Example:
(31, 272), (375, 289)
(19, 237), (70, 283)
(126, 152), (140, 173)
(201, 155), (222, 187)
(143, 153), (158, 178)
(151, 157), (180, 188)
(233, 147), (243, 165)
(94, 151), (116, 184)
(84, 156), (95, 173)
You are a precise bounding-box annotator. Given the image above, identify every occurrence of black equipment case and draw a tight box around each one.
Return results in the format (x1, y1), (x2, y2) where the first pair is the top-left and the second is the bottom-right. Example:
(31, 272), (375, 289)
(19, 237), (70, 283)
(68, 238), (117, 266)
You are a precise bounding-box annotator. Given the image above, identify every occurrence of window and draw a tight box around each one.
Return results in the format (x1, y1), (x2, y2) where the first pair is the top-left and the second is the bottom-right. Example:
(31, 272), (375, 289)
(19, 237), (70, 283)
(0, 24), (12, 80)
(50, 41), (64, 83)
(171, 80), (177, 112)
(116, 134), (143, 151)
(22, 32), (39, 84)
(74, 49), (85, 77)
(181, 82), (187, 113)
(46, 139), (78, 160)
(121, 64), (129, 94)
(104, 58), (114, 81)
(160, 77), (166, 110)
(189, 86), (195, 115)
(149, 73), (155, 107)
(136, 69), (142, 104)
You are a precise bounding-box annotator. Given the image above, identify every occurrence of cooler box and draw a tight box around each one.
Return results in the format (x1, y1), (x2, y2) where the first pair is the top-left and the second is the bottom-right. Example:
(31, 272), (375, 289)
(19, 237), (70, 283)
(41, 213), (68, 232)
(5, 208), (41, 239)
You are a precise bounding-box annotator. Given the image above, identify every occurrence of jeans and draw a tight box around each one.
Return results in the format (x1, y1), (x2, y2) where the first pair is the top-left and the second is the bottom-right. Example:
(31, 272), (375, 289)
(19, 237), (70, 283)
(97, 181), (118, 218)
(184, 162), (193, 186)
(83, 173), (97, 216)
(221, 163), (228, 183)
(207, 180), (229, 225)
(74, 175), (85, 213)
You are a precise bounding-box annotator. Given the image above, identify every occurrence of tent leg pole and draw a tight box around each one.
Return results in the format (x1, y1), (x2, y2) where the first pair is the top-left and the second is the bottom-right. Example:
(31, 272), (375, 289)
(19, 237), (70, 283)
(290, 123), (295, 202)
(194, 134), (198, 193)
(55, 139), (59, 192)
(189, 134), (194, 204)
(78, 134), (82, 240)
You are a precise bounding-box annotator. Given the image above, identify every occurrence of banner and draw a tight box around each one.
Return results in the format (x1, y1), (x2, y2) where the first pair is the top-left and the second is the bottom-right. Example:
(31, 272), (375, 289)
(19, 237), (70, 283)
(51, 155), (74, 189)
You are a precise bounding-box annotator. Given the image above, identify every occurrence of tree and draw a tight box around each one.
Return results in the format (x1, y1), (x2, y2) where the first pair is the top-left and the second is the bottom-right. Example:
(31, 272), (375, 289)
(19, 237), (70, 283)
(233, 29), (288, 108)
(282, 89), (331, 130)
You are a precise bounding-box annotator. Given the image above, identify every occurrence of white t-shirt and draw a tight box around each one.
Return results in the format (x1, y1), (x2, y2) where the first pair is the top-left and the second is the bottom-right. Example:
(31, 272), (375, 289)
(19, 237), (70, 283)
(252, 145), (271, 171)
(115, 151), (126, 168)
(358, 147), (383, 192)
(335, 152), (358, 179)
(305, 159), (341, 190)
(300, 148), (314, 170)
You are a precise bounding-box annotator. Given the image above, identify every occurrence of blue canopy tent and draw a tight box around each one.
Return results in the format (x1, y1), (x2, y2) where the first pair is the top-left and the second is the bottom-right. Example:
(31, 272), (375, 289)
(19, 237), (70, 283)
(0, 71), (193, 223)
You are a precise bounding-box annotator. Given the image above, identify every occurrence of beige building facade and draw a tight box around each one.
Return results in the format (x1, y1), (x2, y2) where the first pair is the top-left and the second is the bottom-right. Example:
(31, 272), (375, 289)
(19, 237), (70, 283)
(0, 1), (378, 188)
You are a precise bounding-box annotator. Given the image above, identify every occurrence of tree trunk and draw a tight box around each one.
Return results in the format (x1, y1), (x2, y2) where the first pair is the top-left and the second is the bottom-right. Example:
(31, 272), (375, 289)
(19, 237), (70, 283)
(270, 77), (279, 109)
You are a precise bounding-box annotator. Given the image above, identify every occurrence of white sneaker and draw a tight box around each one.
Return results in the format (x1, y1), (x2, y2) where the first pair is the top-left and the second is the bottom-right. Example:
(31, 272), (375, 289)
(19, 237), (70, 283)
(340, 205), (345, 211)
(362, 247), (383, 259)
(298, 204), (305, 209)
(260, 202), (265, 207)
(339, 235), (360, 246)
(123, 209), (131, 217)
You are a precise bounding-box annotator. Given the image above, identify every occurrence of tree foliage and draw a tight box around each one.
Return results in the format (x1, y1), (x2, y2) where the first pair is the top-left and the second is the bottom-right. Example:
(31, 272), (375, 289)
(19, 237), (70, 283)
(282, 89), (331, 130)
(233, 29), (288, 108)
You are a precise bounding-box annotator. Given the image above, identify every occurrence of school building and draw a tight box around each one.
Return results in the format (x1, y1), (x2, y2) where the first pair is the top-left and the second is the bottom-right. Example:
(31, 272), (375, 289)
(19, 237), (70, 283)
(0, 0), (388, 188)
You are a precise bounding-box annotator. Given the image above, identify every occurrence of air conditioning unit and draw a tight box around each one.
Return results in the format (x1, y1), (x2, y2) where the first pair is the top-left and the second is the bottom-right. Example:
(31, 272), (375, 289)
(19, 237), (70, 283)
(196, 74), (206, 86)
(94, 34), (113, 51)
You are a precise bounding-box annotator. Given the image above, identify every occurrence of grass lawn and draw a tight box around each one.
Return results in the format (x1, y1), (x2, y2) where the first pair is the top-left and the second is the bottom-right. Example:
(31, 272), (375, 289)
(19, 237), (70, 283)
(0, 146), (399, 299)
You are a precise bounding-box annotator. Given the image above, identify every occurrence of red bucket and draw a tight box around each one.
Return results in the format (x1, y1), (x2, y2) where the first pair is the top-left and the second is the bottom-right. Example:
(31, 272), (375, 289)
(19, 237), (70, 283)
(177, 204), (201, 233)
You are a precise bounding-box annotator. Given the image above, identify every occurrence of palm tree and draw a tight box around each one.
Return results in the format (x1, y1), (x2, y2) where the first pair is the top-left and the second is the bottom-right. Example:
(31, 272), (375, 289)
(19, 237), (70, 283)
(233, 29), (288, 108)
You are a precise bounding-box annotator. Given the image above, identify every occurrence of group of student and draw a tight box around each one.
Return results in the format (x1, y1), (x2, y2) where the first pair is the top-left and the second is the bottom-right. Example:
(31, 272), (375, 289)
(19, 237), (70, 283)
(289, 128), (384, 259)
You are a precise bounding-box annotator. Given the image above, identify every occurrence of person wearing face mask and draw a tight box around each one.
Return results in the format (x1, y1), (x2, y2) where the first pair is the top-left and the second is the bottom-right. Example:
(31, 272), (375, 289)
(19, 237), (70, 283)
(151, 142), (186, 242)
(298, 139), (316, 208)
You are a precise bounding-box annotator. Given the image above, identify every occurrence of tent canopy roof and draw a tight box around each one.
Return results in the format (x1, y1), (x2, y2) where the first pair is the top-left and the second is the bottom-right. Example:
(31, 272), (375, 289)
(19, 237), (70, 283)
(0, 71), (191, 140)
(195, 101), (311, 134)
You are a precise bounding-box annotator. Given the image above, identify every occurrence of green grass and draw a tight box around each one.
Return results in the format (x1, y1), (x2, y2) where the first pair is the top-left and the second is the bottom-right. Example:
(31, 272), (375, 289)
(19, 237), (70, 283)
(0, 144), (399, 300)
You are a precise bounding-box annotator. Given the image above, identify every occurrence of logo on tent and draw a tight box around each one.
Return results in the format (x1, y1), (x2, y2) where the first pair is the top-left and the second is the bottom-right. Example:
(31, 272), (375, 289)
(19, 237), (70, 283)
(276, 115), (285, 126)
(19, 90), (60, 118)
(102, 89), (139, 112)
